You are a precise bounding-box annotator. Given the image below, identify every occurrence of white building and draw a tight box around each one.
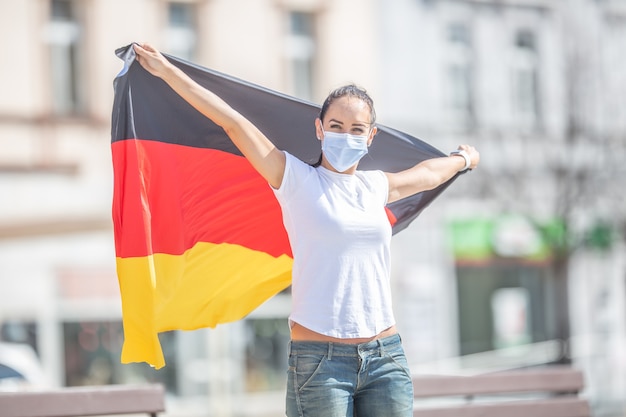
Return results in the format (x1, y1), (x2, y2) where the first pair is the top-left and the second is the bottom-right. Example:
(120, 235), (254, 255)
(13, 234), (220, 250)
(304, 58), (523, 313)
(0, 0), (624, 416)
(379, 2), (626, 416)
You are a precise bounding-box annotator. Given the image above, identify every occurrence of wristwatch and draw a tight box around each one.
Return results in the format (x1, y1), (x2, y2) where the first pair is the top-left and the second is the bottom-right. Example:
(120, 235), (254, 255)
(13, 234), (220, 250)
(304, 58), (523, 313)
(450, 149), (471, 172)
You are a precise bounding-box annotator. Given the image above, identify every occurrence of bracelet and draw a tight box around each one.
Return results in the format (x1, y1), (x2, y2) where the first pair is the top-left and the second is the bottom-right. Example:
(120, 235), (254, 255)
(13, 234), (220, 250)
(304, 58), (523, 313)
(450, 149), (471, 172)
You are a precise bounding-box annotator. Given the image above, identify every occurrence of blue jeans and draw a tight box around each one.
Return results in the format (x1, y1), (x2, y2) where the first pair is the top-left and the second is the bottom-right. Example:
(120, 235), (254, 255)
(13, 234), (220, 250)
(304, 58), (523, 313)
(285, 334), (414, 417)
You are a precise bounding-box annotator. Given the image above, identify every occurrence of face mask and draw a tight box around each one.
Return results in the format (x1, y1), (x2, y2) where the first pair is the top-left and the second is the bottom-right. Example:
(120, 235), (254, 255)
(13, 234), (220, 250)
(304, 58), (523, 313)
(321, 130), (369, 172)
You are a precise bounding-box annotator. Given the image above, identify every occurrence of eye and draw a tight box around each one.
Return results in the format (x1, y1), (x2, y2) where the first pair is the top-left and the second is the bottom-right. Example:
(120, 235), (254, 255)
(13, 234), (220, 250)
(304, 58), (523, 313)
(329, 123), (342, 130)
(352, 128), (365, 134)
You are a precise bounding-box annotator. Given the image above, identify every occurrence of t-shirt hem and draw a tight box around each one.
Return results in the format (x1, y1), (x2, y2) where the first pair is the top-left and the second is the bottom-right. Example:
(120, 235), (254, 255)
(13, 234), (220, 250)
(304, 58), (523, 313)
(289, 317), (396, 339)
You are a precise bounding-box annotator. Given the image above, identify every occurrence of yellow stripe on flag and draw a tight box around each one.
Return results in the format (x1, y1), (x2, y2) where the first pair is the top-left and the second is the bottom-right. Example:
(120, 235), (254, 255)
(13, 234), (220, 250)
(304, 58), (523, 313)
(116, 242), (293, 369)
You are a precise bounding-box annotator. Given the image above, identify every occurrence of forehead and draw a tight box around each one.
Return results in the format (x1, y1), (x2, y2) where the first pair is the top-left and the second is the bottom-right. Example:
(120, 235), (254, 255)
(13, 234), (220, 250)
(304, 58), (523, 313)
(324, 96), (371, 123)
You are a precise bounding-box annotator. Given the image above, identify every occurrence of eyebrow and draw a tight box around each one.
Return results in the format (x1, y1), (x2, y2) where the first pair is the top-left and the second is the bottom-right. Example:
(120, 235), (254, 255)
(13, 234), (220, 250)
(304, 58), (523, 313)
(328, 118), (369, 127)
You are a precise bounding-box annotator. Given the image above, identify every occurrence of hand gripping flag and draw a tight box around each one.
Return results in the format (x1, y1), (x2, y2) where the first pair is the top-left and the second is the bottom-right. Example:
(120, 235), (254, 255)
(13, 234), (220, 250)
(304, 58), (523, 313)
(111, 43), (458, 368)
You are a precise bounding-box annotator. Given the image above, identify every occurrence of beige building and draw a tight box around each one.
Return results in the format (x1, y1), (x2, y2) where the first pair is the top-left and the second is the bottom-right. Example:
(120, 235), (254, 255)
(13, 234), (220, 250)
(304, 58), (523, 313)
(0, 1), (381, 415)
(0, 0), (625, 416)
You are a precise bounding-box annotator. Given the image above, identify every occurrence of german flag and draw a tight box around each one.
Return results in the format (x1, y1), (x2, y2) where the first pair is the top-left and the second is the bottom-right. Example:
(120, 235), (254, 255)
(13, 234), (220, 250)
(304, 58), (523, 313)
(111, 43), (457, 368)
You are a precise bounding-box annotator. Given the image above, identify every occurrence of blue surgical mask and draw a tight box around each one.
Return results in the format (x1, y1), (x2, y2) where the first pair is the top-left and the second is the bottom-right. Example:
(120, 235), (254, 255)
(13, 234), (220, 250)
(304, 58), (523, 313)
(321, 130), (369, 172)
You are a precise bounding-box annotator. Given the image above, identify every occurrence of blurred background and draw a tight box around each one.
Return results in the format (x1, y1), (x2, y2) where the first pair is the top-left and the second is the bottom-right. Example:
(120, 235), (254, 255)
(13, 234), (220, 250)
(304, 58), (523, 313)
(0, 0), (625, 416)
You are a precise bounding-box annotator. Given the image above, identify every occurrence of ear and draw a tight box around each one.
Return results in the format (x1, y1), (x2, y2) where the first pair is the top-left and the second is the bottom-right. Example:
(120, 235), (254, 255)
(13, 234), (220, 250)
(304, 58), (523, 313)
(315, 118), (324, 140)
(367, 126), (378, 147)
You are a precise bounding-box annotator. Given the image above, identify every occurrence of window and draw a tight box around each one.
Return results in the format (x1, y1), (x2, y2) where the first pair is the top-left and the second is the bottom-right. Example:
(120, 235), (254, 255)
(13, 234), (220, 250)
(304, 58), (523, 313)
(165, 2), (197, 61)
(448, 65), (472, 113)
(46, 0), (85, 116)
(1, 320), (38, 354)
(63, 321), (179, 392)
(445, 23), (475, 130)
(448, 23), (471, 45)
(285, 11), (316, 100)
(512, 29), (541, 131)
(245, 318), (289, 391)
(456, 264), (554, 357)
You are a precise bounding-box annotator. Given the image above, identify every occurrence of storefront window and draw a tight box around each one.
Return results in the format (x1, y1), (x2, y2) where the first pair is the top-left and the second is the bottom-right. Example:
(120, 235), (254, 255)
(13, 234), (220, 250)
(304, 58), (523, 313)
(245, 318), (289, 391)
(63, 321), (178, 392)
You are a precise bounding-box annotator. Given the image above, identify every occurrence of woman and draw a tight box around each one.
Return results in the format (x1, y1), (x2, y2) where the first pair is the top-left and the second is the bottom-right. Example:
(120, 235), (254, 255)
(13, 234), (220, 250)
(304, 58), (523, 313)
(133, 43), (479, 417)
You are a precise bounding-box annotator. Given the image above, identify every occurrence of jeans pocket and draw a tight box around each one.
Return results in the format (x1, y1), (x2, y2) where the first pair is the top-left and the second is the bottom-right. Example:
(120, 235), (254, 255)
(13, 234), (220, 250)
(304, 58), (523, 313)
(292, 353), (328, 391)
(386, 345), (412, 379)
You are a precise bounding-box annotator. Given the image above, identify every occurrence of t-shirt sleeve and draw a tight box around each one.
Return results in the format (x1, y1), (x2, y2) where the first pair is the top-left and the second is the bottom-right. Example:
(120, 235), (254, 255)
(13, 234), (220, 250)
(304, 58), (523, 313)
(272, 151), (308, 203)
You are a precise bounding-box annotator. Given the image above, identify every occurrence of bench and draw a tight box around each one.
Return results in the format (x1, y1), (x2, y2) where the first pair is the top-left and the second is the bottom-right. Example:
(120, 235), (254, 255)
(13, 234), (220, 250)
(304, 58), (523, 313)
(413, 366), (590, 417)
(0, 384), (165, 417)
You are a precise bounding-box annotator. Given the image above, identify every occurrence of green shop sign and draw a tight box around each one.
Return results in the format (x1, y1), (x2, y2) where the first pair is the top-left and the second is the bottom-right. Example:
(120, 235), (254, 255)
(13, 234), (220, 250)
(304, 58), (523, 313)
(448, 216), (555, 261)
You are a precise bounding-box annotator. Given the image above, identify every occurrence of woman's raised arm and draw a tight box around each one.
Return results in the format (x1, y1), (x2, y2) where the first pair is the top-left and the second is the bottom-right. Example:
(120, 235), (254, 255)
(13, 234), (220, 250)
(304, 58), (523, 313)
(133, 43), (286, 189)
(385, 144), (480, 204)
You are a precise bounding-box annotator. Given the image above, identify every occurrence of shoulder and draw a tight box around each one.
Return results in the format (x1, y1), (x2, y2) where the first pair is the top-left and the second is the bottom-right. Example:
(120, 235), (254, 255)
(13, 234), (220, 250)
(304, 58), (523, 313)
(283, 151), (314, 176)
(273, 151), (316, 196)
(357, 169), (388, 188)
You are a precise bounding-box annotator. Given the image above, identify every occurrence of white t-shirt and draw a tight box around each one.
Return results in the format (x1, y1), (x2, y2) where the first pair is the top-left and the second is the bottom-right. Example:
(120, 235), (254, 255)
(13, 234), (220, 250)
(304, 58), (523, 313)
(272, 151), (395, 338)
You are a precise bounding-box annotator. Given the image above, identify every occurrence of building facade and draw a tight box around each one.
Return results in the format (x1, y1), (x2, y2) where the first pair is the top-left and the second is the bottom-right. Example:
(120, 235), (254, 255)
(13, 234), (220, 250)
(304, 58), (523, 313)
(379, 2), (626, 416)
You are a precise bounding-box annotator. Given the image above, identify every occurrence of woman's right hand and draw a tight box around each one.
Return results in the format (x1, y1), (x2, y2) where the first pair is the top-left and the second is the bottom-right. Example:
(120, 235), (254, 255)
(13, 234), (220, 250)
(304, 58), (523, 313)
(130, 42), (286, 188)
(133, 43), (172, 79)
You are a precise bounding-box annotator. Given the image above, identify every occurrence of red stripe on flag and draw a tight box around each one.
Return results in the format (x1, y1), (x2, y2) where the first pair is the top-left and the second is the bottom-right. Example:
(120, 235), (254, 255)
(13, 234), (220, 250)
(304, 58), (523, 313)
(112, 139), (291, 259)
(385, 207), (397, 227)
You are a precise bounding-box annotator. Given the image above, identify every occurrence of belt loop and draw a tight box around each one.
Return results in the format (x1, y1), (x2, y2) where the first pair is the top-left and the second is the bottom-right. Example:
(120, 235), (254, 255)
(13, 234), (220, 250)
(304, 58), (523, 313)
(328, 342), (333, 360)
(378, 338), (384, 357)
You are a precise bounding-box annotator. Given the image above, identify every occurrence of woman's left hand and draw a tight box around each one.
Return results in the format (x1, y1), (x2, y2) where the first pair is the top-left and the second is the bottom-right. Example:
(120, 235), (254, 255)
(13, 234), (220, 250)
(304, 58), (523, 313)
(454, 144), (480, 170)
(133, 43), (173, 79)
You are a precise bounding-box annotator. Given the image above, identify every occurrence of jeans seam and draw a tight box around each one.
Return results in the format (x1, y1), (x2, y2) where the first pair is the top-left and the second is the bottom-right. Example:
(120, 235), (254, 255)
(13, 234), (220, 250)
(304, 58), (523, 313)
(293, 366), (304, 417)
(386, 350), (412, 380)
(295, 355), (329, 392)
